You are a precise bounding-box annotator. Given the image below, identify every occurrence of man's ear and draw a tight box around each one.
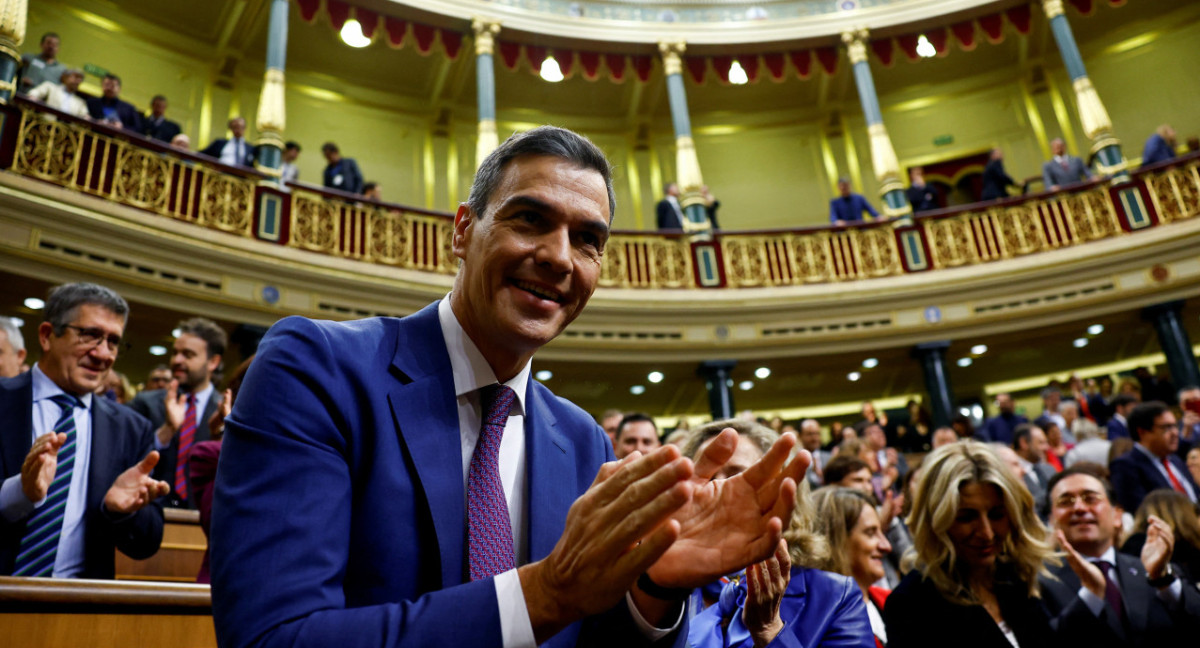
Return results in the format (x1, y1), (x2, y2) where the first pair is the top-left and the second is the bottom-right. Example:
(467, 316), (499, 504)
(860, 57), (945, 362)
(452, 204), (474, 260)
(38, 321), (54, 353)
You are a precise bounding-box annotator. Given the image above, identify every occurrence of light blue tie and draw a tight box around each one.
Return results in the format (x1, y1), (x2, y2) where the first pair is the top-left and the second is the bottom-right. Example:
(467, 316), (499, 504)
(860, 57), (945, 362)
(13, 394), (82, 577)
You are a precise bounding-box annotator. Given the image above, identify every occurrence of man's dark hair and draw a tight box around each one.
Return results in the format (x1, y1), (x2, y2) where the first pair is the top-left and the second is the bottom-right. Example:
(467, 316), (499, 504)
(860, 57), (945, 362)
(823, 455), (869, 486)
(43, 283), (128, 334)
(177, 317), (228, 359)
(321, 142), (339, 153)
(1111, 393), (1138, 410)
(1046, 462), (1117, 506)
(41, 32), (59, 44)
(616, 412), (656, 441)
(1128, 401), (1170, 441)
(1012, 423), (1037, 451)
(362, 182), (378, 195)
(467, 126), (615, 222)
(285, 141), (301, 152)
(151, 94), (166, 103)
(103, 73), (121, 85)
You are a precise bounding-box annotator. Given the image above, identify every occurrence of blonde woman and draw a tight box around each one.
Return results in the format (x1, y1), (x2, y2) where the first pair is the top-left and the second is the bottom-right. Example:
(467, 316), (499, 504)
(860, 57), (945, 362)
(883, 441), (1057, 648)
(690, 419), (873, 648)
(813, 487), (894, 646)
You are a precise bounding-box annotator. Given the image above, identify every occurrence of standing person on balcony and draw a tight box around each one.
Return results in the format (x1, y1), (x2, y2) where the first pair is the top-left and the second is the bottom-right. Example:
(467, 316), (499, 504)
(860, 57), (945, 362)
(321, 142), (363, 195)
(980, 148), (1019, 201)
(1141, 125), (1177, 168)
(829, 178), (879, 226)
(142, 95), (181, 144)
(280, 141), (301, 183)
(655, 182), (684, 230)
(26, 69), (87, 120)
(1042, 138), (1093, 191)
(906, 167), (939, 214)
(18, 32), (65, 95)
(86, 74), (142, 132)
(201, 117), (255, 168)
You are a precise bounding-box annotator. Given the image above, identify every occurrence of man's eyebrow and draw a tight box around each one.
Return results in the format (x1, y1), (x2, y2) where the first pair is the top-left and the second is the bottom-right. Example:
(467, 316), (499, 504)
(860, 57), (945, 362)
(503, 195), (611, 238)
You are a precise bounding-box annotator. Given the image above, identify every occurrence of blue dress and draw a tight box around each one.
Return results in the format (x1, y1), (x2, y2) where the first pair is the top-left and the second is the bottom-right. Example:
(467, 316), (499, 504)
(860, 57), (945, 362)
(689, 566), (875, 648)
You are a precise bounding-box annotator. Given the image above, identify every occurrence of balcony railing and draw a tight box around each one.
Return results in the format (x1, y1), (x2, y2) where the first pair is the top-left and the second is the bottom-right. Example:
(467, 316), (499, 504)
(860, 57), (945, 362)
(3, 97), (1197, 290)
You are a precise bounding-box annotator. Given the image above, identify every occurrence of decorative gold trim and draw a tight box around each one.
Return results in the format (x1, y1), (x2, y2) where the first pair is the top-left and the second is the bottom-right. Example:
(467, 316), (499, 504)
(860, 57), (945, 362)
(0, 0), (27, 50)
(476, 118), (497, 170)
(254, 162), (283, 179)
(674, 134), (704, 195)
(255, 68), (286, 136)
(658, 41), (686, 77)
(472, 18), (500, 56)
(255, 131), (284, 151)
(1042, 0), (1065, 20)
(841, 28), (869, 65)
(867, 123), (902, 189)
(1072, 76), (1115, 141)
(0, 77), (15, 92)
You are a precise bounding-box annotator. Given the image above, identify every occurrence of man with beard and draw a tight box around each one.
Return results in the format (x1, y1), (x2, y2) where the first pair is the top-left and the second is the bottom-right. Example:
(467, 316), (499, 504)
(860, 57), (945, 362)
(128, 317), (226, 509)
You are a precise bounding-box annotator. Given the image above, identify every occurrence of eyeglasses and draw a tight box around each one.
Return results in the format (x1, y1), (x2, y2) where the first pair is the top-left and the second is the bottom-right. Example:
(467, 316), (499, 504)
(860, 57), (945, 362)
(1153, 423), (1180, 432)
(1052, 492), (1106, 509)
(64, 325), (130, 353)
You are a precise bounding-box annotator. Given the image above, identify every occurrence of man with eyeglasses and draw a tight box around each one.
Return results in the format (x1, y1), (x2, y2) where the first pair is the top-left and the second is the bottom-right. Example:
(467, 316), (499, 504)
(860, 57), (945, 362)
(1110, 401), (1198, 514)
(1041, 465), (1200, 645)
(0, 283), (168, 578)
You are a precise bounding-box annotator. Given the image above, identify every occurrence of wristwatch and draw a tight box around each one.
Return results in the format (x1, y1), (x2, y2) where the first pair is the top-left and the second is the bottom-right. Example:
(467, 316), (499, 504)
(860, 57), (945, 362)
(637, 572), (692, 601)
(1146, 564), (1175, 589)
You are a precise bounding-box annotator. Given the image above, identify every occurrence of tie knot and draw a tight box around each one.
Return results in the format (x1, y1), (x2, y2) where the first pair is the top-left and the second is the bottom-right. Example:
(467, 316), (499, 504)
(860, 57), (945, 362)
(481, 384), (516, 426)
(1094, 560), (1114, 576)
(48, 393), (81, 412)
(187, 393), (197, 406)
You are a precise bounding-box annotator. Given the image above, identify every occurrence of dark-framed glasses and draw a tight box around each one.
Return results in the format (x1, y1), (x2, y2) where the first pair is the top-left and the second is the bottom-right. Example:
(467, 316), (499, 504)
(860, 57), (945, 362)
(64, 325), (131, 353)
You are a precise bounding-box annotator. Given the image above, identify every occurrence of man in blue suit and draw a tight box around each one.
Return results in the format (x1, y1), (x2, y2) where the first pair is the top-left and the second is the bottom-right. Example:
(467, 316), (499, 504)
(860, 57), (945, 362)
(1042, 138), (1093, 191)
(1110, 401), (1198, 514)
(829, 178), (878, 225)
(1, 283), (168, 578)
(211, 126), (808, 648)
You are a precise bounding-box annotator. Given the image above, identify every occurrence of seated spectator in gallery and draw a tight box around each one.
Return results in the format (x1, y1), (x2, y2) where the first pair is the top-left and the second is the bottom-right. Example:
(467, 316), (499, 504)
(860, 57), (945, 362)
(1110, 401), (1198, 514)
(980, 392), (1027, 445)
(980, 148), (1018, 200)
(932, 425), (959, 449)
(201, 117), (255, 167)
(894, 399), (932, 452)
(1042, 138), (1093, 191)
(824, 454), (874, 493)
(280, 141), (301, 183)
(19, 32), (65, 94)
(362, 182), (382, 201)
(1038, 418), (1068, 472)
(170, 134), (191, 152)
(951, 414), (976, 442)
(799, 419), (831, 488)
(142, 95), (181, 143)
(884, 442), (1056, 648)
(906, 167), (939, 214)
(86, 74), (142, 132)
(812, 487), (894, 647)
(1086, 376), (1116, 426)
(1106, 392), (1138, 440)
(1064, 422), (1110, 469)
(27, 68), (87, 119)
(1057, 400), (1081, 445)
(321, 142), (363, 195)
(612, 411), (661, 459)
(829, 178), (879, 226)
(1039, 387), (1069, 441)
(1120, 488), (1200, 583)
(1141, 124), (1177, 168)
(0, 316), (28, 378)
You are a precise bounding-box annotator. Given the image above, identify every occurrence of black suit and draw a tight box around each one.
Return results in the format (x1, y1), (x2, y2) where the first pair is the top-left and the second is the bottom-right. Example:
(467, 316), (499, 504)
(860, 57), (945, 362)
(0, 372), (164, 578)
(1039, 552), (1200, 647)
(656, 197), (684, 230)
(86, 96), (143, 132)
(981, 158), (1017, 201)
(1109, 448), (1198, 513)
(201, 139), (256, 167)
(127, 388), (221, 509)
(143, 115), (181, 143)
(884, 569), (1055, 648)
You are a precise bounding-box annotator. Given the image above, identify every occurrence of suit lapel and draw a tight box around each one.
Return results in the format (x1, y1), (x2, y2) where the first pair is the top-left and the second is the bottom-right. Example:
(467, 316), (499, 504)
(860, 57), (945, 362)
(1134, 450), (1172, 491)
(87, 398), (117, 514)
(386, 304), (466, 589)
(0, 374), (34, 479)
(525, 384), (575, 563)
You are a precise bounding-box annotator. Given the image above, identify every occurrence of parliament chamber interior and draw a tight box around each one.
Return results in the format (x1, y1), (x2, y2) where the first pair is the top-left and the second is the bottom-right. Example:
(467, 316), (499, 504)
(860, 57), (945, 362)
(1, 0), (1199, 646)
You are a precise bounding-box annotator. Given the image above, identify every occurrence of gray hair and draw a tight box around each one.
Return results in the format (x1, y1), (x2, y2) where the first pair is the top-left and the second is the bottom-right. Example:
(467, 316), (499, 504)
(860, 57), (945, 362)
(467, 126), (615, 222)
(680, 418), (779, 461)
(0, 317), (23, 352)
(44, 283), (129, 334)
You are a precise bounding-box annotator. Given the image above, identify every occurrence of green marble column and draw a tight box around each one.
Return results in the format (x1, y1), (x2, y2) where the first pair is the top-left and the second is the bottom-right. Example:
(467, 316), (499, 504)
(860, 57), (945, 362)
(842, 29), (910, 220)
(473, 20), (501, 169)
(254, 0), (289, 176)
(0, 0), (27, 104)
(658, 41), (711, 233)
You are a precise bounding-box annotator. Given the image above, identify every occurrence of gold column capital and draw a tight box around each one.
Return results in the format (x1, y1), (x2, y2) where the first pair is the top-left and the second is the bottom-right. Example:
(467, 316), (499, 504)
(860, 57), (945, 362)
(1042, 0), (1065, 19)
(867, 123), (903, 193)
(472, 19), (501, 56)
(0, 0), (28, 63)
(841, 28), (870, 65)
(659, 40), (686, 77)
(255, 67), (286, 143)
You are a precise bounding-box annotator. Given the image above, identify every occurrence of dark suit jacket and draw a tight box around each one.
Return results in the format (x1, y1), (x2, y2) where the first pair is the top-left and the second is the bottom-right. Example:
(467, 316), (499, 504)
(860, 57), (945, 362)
(188, 439), (221, 583)
(884, 569), (1054, 648)
(1042, 156), (1092, 189)
(656, 198), (683, 230)
(127, 388), (221, 508)
(0, 372), (164, 578)
(200, 138), (256, 167)
(1106, 418), (1129, 440)
(323, 157), (364, 194)
(143, 116), (181, 143)
(210, 302), (686, 648)
(980, 159), (1016, 201)
(86, 96), (143, 132)
(1039, 552), (1200, 647)
(1109, 448), (1198, 513)
(1140, 134), (1175, 168)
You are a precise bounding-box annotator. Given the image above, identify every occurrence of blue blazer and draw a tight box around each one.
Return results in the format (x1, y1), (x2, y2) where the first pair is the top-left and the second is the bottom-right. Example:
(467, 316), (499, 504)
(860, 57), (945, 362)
(1109, 448), (1198, 514)
(211, 302), (685, 648)
(688, 567), (873, 648)
(1106, 418), (1129, 440)
(0, 372), (163, 577)
(1141, 134), (1175, 168)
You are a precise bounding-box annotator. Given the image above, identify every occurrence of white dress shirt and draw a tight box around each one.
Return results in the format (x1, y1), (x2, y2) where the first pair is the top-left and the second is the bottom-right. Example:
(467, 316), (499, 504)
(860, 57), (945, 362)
(0, 365), (94, 577)
(27, 81), (88, 119)
(219, 138), (249, 166)
(436, 297), (678, 647)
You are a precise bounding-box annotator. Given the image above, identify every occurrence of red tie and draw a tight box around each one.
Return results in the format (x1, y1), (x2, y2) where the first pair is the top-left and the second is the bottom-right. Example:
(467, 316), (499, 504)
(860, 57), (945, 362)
(176, 395), (197, 500)
(1163, 457), (1187, 494)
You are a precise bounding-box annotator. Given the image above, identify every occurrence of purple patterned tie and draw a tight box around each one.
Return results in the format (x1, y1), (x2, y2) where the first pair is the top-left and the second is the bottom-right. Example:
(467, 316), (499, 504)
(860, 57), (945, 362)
(1095, 560), (1126, 623)
(467, 384), (517, 581)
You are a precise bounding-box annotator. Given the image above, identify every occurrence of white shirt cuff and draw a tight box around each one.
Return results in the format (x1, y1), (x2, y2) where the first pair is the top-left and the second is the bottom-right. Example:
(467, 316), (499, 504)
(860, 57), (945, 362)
(495, 569), (536, 648)
(152, 432), (170, 452)
(625, 589), (685, 641)
(1155, 577), (1183, 608)
(1077, 586), (1106, 617)
(0, 475), (40, 522)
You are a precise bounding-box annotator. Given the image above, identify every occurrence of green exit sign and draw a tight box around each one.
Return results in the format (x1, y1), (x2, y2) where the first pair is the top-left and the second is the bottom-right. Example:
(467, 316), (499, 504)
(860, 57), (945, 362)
(933, 134), (954, 146)
(83, 63), (109, 78)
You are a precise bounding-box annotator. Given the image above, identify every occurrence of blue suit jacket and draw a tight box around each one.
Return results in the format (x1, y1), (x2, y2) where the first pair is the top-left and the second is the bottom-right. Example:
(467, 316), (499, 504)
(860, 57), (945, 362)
(1042, 156), (1092, 189)
(1141, 134), (1175, 168)
(688, 566), (873, 648)
(1109, 448), (1198, 514)
(1106, 418), (1129, 440)
(0, 372), (163, 577)
(211, 302), (685, 648)
(829, 194), (878, 224)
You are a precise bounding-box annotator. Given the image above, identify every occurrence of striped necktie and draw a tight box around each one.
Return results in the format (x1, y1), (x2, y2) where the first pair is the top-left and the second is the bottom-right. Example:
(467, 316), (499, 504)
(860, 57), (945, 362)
(14, 394), (82, 577)
(175, 394), (197, 501)
(467, 384), (517, 581)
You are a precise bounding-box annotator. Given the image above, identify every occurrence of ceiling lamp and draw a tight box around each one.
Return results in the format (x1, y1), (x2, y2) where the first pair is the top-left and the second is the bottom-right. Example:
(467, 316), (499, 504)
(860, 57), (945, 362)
(149, 345), (168, 356)
(340, 19), (371, 48)
(728, 60), (749, 85)
(739, 380), (754, 391)
(957, 357), (973, 367)
(540, 56), (565, 82)
(916, 35), (936, 58)
(755, 367), (771, 379)
(847, 371), (861, 382)
(535, 370), (553, 381)
(24, 297), (44, 310)
(862, 358), (878, 369)
(1087, 324), (1104, 335)
(970, 344), (988, 355)
(648, 371), (664, 383)
(1073, 338), (1089, 348)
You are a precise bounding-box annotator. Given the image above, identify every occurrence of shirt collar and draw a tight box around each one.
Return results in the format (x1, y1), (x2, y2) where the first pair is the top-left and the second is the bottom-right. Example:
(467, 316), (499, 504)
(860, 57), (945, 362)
(437, 295), (529, 416)
(188, 381), (215, 404)
(31, 364), (93, 410)
(1090, 546), (1117, 565)
(1134, 442), (1164, 461)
